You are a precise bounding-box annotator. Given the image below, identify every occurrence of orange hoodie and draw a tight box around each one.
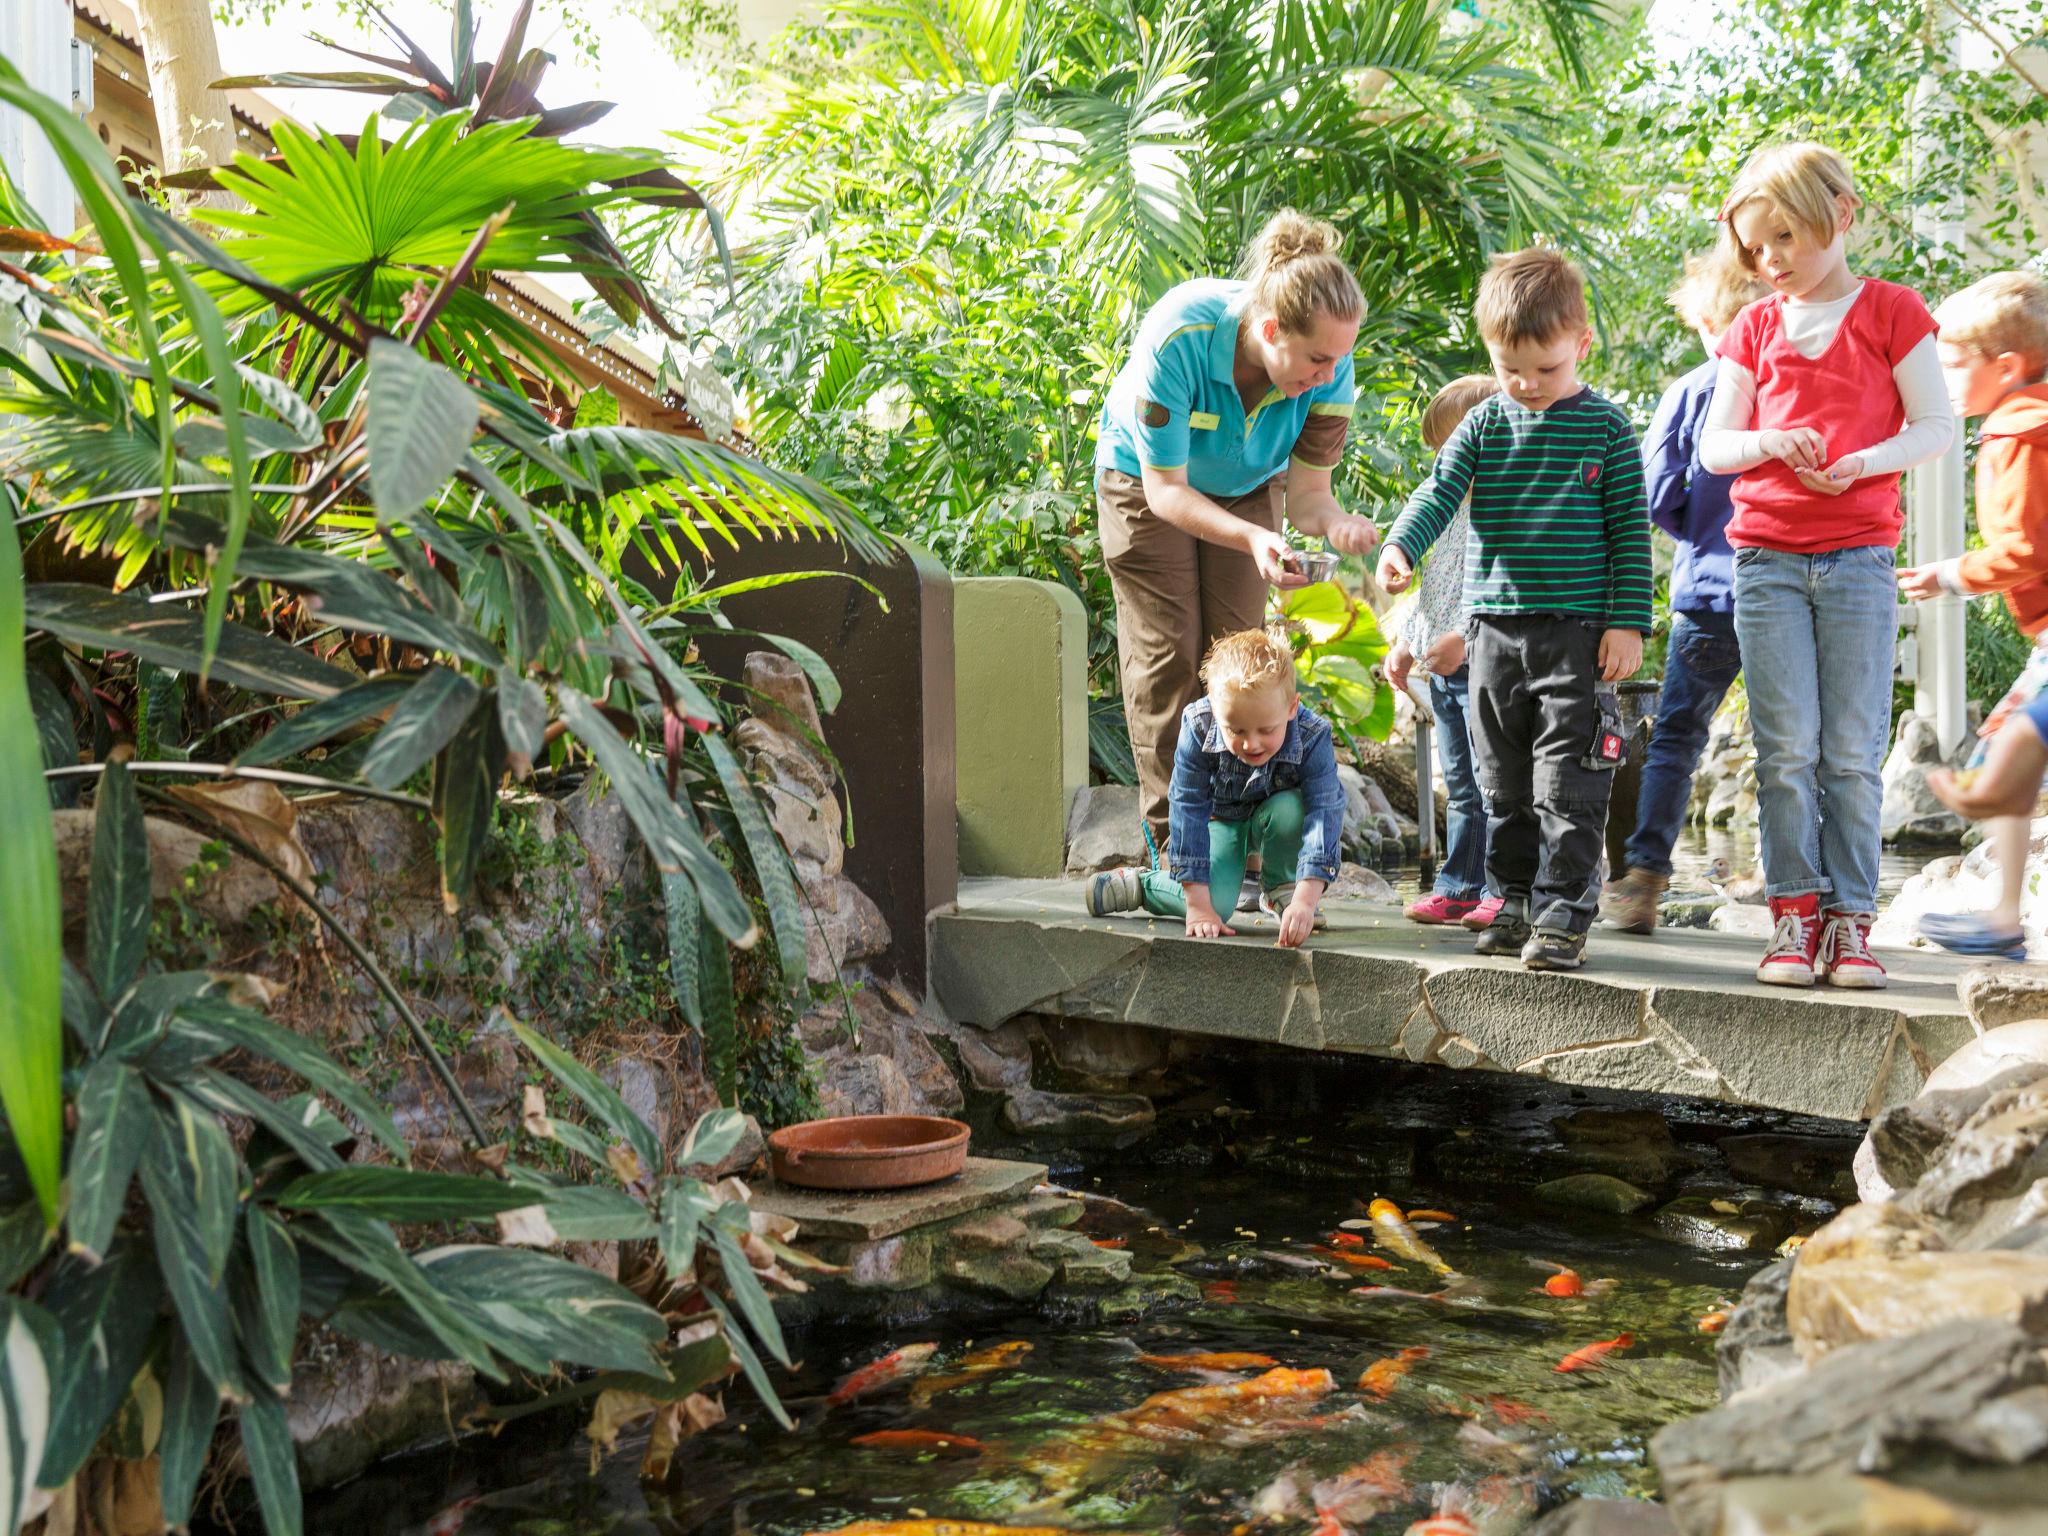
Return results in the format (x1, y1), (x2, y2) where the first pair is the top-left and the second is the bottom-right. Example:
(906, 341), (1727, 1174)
(1959, 383), (2048, 637)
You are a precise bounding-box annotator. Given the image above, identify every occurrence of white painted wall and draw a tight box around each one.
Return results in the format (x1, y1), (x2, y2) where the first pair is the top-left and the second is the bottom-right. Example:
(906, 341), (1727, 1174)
(0, 0), (77, 233)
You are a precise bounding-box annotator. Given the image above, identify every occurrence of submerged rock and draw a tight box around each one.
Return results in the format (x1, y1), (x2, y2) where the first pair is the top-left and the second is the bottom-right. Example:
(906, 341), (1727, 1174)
(1040, 1017), (1169, 1088)
(1534, 1173), (1657, 1215)
(1718, 1132), (1857, 1202)
(1002, 1088), (1155, 1144)
(1653, 1194), (1791, 1253)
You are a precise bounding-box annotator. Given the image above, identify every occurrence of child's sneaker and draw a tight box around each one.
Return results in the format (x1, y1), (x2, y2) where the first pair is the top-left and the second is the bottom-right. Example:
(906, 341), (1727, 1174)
(1472, 899), (1532, 958)
(1259, 884), (1329, 931)
(1600, 867), (1669, 934)
(1756, 894), (1822, 987)
(1086, 867), (1144, 917)
(1818, 910), (1887, 990)
(1458, 894), (1506, 931)
(1920, 911), (2028, 961)
(1521, 927), (1586, 971)
(1236, 874), (1263, 913)
(1404, 893), (1479, 925)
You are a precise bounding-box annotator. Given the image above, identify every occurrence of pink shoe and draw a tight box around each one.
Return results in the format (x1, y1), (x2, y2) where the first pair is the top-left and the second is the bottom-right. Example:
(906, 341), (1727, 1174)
(1819, 910), (1887, 990)
(1405, 893), (1479, 925)
(1459, 895), (1506, 931)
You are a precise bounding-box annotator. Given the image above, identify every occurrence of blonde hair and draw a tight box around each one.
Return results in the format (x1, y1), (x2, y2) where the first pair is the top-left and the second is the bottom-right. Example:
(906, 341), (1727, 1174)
(1719, 142), (1861, 272)
(1473, 248), (1588, 348)
(1670, 251), (1769, 335)
(1202, 628), (1297, 703)
(1421, 374), (1500, 451)
(1935, 271), (2048, 380)
(1242, 210), (1366, 336)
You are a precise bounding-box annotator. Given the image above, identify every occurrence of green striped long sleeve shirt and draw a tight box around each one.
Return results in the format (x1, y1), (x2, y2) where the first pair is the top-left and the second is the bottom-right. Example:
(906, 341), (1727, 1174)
(1388, 388), (1654, 632)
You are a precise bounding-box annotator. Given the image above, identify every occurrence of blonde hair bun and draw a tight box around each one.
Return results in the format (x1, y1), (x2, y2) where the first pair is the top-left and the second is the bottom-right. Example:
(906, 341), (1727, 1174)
(1241, 209), (1365, 336)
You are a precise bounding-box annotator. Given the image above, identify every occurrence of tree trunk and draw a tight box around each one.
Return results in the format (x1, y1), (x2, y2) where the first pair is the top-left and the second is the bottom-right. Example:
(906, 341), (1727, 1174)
(131, 0), (236, 180)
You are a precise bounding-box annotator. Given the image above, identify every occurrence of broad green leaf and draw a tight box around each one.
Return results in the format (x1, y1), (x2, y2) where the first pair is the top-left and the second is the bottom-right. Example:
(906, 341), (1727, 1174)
(179, 997), (407, 1159)
(139, 1111), (242, 1402)
(104, 971), (213, 1061)
(712, 1226), (788, 1366)
(698, 914), (739, 1105)
(0, 1299), (58, 1532)
(659, 872), (701, 1030)
(365, 338), (481, 524)
(0, 1204), (50, 1290)
(361, 665), (481, 790)
(702, 1293), (792, 1431)
(413, 1246), (667, 1376)
(431, 690), (505, 912)
(656, 1176), (713, 1283)
(495, 673), (547, 774)
(26, 669), (79, 805)
(238, 1389), (303, 1536)
(704, 734), (809, 1005)
(272, 1168), (534, 1222)
(166, 1092), (241, 1282)
(747, 632), (840, 714)
(158, 1334), (218, 1528)
(678, 1109), (747, 1172)
(186, 1072), (346, 1174)
(509, 1020), (662, 1182)
(531, 1185), (657, 1242)
(291, 1211), (502, 1379)
(40, 1247), (159, 1484)
(63, 1055), (148, 1263)
(239, 1210), (299, 1395)
(233, 677), (413, 768)
(87, 757), (147, 1005)
(24, 585), (354, 699)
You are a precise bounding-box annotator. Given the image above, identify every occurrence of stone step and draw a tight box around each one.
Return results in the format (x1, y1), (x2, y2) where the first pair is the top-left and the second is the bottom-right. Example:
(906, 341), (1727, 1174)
(931, 877), (1981, 1122)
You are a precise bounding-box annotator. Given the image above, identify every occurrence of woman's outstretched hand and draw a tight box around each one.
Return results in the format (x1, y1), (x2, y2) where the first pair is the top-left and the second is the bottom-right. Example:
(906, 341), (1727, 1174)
(1251, 527), (1311, 588)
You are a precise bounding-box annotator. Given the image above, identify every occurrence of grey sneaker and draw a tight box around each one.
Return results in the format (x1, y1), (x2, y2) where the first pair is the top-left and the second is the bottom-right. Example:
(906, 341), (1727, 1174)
(1600, 867), (1670, 934)
(1473, 901), (1533, 958)
(1521, 927), (1587, 971)
(1258, 883), (1329, 931)
(1086, 867), (1144, 917)
(1237, 873), (1263, 913)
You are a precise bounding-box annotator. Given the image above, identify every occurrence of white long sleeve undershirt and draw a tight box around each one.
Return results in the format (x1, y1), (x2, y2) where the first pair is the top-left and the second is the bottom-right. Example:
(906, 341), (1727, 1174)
(1697, 285), (1953, 478)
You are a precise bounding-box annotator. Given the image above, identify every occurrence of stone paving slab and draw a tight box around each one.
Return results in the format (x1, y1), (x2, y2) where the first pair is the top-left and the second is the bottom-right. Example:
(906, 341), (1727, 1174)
(931, 877), (1981, 1121)
(752, 1155), (1048, 1240)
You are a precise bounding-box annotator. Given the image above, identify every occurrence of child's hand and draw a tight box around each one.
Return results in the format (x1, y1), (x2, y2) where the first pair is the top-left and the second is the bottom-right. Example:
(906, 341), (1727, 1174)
(1794, 453), (1865, 497)
(1184, 894), (1235, 940)
(1598, 627), (1643, 682)
(1898, 564), (1946, 601)
(1376, 545), (1414, 595)
(1276, 890), (1321, 949)
(1386, 639), (1414, 695)
(1761, 427), (1827, 473)
(1324, 514), (1382, 556)
(1423, 630), (1466, 676)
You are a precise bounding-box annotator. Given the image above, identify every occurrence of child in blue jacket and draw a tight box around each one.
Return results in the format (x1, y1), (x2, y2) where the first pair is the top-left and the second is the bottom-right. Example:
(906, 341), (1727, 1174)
(1087, 628), (1345, 948)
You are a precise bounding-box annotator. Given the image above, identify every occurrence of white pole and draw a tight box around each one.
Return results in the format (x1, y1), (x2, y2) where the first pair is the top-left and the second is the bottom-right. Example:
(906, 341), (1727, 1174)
(0, 0), (78, 236)
(1909, 59), (1969, 759)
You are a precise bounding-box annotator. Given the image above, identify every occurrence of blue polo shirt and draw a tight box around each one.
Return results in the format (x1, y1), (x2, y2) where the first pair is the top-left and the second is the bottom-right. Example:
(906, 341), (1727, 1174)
(1095, 279), (1356, 500)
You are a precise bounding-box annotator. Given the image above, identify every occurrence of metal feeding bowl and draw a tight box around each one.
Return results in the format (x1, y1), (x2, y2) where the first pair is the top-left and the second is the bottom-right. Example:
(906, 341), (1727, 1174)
(1288, 550), (1340, 585)
(767, 1114), (970, 1191)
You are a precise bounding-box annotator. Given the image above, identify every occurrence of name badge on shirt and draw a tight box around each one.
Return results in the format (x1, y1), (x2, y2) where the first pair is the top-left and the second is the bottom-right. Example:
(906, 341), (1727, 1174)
(1189, 411), (1221, 431)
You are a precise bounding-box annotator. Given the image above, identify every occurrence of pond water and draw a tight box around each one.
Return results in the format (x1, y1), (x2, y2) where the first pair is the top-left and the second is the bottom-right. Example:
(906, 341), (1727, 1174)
(306, 1108), (1779, 1536)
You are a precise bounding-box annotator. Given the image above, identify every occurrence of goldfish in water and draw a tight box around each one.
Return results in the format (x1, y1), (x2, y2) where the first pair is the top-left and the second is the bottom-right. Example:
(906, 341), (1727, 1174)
(908, 1341), (1032, 1405)
(1479, 1395), (1545, 1428)
(1203, 1280), (1241, 1303)
(827, 1342), (940, 1405)
(1404, 1515), (1477, 1536)
(1311, 1448), (1412, 1526)
(1089, 1237), (1128, 1249)
(1327, 1231), (1366, 1249)
(1554, 1332), (1634, 1374)
(1698, 1310), (1729, 1334)
(1317, 1246), (1396, 1271)
(1137, 1350), (1278, 1373)
(424, 1497), (483, 1536)
(1358, 1346), (1430, 1400)
(1405, 1209), (1457, 1224)
(848, 1429), (989, 1457)
(1543, 1269), (1582, 1297)
(1367, 1199), (1456, 1274)
(1350, 1277), (1481, 1305)
(1405, 1475), (1536, 1536)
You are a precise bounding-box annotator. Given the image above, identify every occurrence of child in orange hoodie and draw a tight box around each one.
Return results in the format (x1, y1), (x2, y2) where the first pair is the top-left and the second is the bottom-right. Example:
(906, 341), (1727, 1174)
(1899, 271), (2048, 959)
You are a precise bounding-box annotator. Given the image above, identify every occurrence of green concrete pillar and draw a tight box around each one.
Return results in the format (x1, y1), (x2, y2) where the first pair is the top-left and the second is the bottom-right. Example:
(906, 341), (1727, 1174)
(954, 577), (1088, 877)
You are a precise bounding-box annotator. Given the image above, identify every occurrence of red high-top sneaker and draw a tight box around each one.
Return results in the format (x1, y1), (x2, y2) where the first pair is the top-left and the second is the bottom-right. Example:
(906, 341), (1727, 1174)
(1757, 893), (1822, 987)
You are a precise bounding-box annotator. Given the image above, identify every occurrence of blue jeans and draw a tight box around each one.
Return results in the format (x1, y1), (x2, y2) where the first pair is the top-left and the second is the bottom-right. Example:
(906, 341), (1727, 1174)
(1625, 611), (1743, 877)
(1732, 545), (1898, 914)
(1430, 668), (1491, 901)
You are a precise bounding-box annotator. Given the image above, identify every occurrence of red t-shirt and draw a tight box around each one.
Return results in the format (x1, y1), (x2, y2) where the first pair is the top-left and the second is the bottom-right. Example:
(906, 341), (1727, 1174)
(1717, 279), (1940, 553)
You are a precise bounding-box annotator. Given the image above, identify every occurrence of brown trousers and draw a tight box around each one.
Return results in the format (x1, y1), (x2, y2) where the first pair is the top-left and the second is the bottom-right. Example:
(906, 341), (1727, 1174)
(1097, 468), (1282, 850)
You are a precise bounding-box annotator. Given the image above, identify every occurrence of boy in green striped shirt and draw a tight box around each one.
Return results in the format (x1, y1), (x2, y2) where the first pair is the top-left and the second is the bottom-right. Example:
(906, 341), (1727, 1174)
(1377, 249), (1652, 970)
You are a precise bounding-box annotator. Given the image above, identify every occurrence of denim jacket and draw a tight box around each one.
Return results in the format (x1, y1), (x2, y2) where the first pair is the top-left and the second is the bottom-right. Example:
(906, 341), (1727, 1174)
(1167, 697), (1346, 888)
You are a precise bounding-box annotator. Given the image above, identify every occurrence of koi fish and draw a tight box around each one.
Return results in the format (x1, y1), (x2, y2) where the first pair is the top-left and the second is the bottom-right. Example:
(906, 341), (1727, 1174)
(1350, 1277), (1481, 1305)
(1031, 1367), (1337, 1482)
(1406, 1475), (1536, 1536)
(1367, 1199), (1456, 1274)
(1317, 1246), (1396, 1271)
(1554, 1332), (1633, 1374)
(1203, 1280), (1241, 1303)
(1358, 1346), (1429, 1400)
(1406, 1209), (1456, 1224)
(1544, 1270), (1582, 1297)
(424, 1497), (483, 1536)
(827, 1342), (940, 1405)
(1478, 1395), (1545, 1428)
(1327, 1231), (1366, 1249)
(1137, 1351), (1278, 1373)
(908, 1340), (1032, 1405)
(1311, 1448), (1412, 1527)
(1404, 1515), (1477, 1536)
(1089, 1237), (1128, 1249)
(849, 1429), (988, 1457)
(1698, 1310), (1729, 1334)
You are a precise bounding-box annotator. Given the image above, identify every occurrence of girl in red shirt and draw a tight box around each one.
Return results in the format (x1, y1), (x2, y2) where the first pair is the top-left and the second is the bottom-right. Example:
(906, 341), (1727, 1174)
(1699, 143), (1954, 990)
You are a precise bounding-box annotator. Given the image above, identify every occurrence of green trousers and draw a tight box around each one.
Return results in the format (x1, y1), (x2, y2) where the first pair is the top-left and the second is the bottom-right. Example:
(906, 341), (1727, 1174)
(1139, 789), (1306, 917)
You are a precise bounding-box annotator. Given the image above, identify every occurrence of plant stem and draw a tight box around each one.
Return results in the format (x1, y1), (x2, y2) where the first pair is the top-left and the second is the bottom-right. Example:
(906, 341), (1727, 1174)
(46, 760), (430, 809)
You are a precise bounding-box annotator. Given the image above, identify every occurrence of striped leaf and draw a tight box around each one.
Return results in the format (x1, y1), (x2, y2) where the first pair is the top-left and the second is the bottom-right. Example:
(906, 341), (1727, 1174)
(0, 1299), (56, 1536)
(238, 1388), (303, 1536)
(365, 339), (480, 525)
(291, 1212), (502, 1379)
(139, 1111), (242, 1402)
(240, 1209), (299, 1396)
(509, 1021), (662, 1185)
(271, 1168), (534, 1222)
(697, 915), (739, 1105)
(61, 1055), (148, 1263)
(703, 1293), (791, 1431)
(712, 1225), (788, 1367)
(40, 1247), (158, 1485)
(24, 585), (352, 700)
(233, 676), (414, 769)
(86, 757), (146, 1006)
(360, 666), (480, 791)
(174, 999), (406, 1159)
(430, 690), (505, 912)
(659, 873), (701, 1030)
(157, 1334), (218, 1529)
(678, 1109), (747, 1172)
(412, 1247), (666, 1376)
(528, 1185), (657, 1242)
(703, 735), (808, 1005)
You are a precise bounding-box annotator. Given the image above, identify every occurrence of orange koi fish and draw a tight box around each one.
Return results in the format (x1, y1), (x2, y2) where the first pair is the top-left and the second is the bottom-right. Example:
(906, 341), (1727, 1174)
(908, 1340), (1032, 1406)
(1138, 1351), (1278, 1372)
(1698, 1310), (1729, 1334)
(1404, 1515), (1477, 1536)
(1350, 1277), (1481, 1304)
(827, 1342), (940, 1405)
(1544, 1270), (1583, 1298)
(1317, 1246), (1396, 1271)
(1367, 1199), (1455, 1274)
(1406, 1209), (1457, 1224)
(1311, 1447), (1412, 1526)
(1481, 1396), (1545, 1427)
(849, 1429), (989, 1457)
(1203, 1280), (1241, 1303)
(1090, 1237), (1128, 1249)
(1554, 1332), (1633, 1374)
(1358, 1346), (1430, 1400)
(1327, 1231), (1366, 1249)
